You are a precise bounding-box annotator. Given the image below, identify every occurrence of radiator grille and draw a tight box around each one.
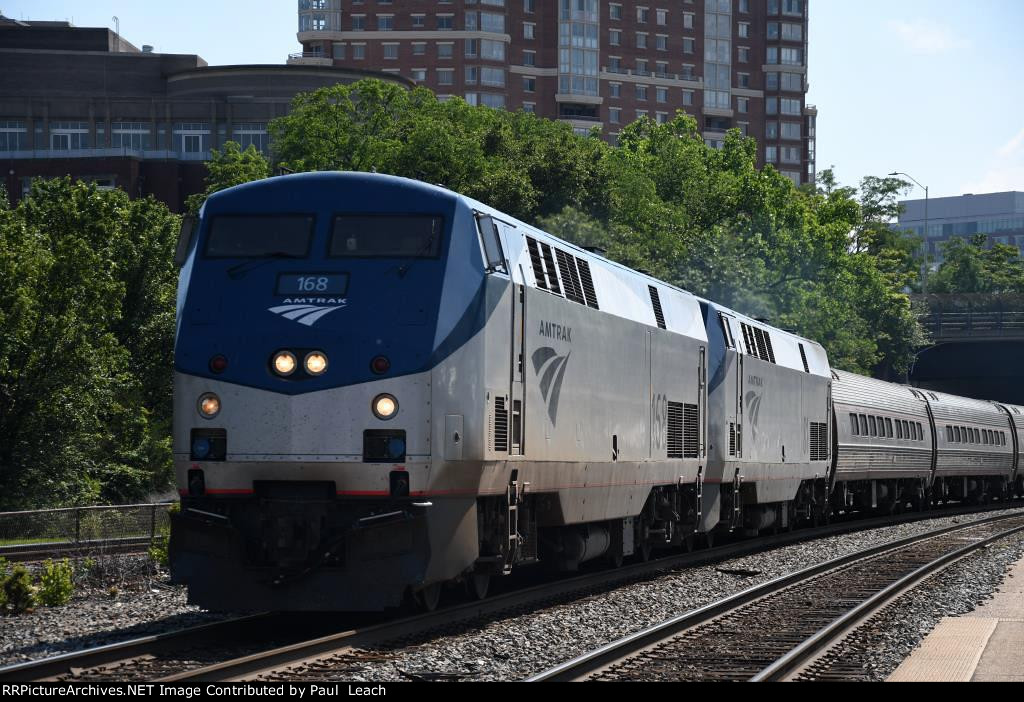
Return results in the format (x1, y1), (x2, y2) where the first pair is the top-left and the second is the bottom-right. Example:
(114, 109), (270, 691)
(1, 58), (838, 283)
(649, 286), (666, 329)
(577, 258), (599, 309)
(729, 422), (736, 457)
(809, 421), (828, 461)
(492, 396), (509, 453)
(525, 238), (547, 291)
(667, 402), (684, 458)
(556, 248), (585, 305)
(540, 241), (562, 295)
(683, 404), (700, 458)
(798, 343), (810, 373)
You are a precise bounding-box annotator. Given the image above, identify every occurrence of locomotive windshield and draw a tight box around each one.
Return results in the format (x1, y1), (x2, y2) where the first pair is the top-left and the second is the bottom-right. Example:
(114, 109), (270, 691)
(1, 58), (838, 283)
(205, 215), (314, 258)
(329, 215), (443, 258)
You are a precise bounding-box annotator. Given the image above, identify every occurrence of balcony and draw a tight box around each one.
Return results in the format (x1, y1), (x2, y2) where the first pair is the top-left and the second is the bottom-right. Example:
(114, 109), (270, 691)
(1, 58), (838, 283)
(287, 52), (333, 66)
(0, 147), (214, 162)
(601, 66), (701, 86)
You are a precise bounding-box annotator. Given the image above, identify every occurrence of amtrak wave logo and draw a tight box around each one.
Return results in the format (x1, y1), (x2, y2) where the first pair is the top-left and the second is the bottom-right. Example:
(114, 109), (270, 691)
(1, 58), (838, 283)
(267, 302), (346, 327)
(745, 390), (762, 441)
(532, 347), (571, 425)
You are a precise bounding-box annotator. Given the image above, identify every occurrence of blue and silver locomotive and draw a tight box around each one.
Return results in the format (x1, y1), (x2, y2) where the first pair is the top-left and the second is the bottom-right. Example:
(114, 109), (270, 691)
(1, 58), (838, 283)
(170, 172), (1023, 612)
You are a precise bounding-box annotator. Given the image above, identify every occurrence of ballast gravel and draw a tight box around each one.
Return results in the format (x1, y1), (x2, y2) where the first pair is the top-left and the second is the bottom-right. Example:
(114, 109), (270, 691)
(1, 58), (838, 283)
(298, 506), (1024, 682)
(3, 507), (1024, 680)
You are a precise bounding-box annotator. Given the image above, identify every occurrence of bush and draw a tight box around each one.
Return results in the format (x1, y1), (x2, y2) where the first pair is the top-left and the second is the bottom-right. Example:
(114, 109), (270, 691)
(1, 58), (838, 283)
(38, 559), (74, 607)
(148, 502), (180, 569)
(2, 564), (37, 614)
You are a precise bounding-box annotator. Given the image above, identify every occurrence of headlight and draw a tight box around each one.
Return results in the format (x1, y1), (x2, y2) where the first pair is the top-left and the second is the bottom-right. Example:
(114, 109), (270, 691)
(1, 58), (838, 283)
(198, 392), (221, 419)
(272, 350), (297, 376)
(304, 351), (328, 376)
(373, 394), (398, 420)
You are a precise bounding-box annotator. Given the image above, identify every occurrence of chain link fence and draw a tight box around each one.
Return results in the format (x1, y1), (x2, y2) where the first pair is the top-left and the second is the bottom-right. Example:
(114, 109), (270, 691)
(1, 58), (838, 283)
(0, 503), (176, 560)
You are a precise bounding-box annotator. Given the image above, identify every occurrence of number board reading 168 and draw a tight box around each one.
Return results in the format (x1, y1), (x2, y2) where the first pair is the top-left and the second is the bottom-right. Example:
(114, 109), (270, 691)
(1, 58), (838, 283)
(275, 273), (349, 296)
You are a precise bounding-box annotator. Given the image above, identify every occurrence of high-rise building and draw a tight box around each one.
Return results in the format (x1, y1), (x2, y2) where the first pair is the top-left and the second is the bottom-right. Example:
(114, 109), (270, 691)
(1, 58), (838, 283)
(293, 0), (816, 185)
(899, 192), (1024, 265)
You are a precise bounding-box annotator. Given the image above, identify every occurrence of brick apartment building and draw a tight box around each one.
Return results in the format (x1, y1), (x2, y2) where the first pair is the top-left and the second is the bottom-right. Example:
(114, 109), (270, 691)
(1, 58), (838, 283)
(293, 0), (816, 185)
(0, 15), (410, 211)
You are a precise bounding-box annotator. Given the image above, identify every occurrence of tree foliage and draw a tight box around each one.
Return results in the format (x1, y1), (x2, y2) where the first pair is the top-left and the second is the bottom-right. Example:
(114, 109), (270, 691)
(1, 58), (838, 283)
(267, 80), (927, 377)
(927, 234), (1024, 295)
(0, 178), (178, 508)
(185, 141), (271, 216)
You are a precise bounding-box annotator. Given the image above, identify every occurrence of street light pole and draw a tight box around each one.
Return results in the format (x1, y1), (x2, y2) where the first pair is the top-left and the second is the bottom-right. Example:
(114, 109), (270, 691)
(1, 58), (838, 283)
(890, 171), (929, 294)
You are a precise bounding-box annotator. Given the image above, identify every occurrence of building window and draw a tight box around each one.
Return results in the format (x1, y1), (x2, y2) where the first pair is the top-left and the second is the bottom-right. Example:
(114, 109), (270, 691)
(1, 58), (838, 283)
(782, 72), (803, 91)
(482, 67), (506, 87)
(173, 122), (210, 156)
(524, 0), (535, 13)
(523, 102), (536, 113)
(656, 87), (668, 103)
(109, 121), (150, 151)
(232, 123), (268, 153)
(656, 9), (668, 25)
(480, 11), (504, 32)
(523, 22), (535, 39)
(465, 66), (479, 84)
(481, 93), (506, 109)
(351, 15), (365, 31)
(377, 15), (393, 31)
(656, 111), (668, 124)
(481, 38), (505, 60)
(465, 92), (479, 106)
(610, 3), (622, 21)
(609, 107), (621, 124)
(412, 42), (426, 56)
(609, 82), (621, 98)
(737, 72), (750, 88)
(352, 44), (366, 60)
(383, 43), (399, 59)
(766, 145), (778, 163)
(637, 6), (648, 23)
(683, 13), (694, 29)
(412, 14), (426, 28)
(466, 39), (479, 57)
(523, 50), (536, 66)
(523, 76), (536, 92)
(781, 98), (801, 115)
(49, 121), (90, 150)
(438, 42), (454, 59)
(609, 29), (620, 45)
(781, 122), (801, 140)
(636, 84), (648, 100)
(332, 42), (346, 59)
(636, 32), (647, 49)
(737, 97), (748, 113)
(766, 121), (779, 139)
(437, 68), (454, 85)
(0, 120), (28, 151)
(738, 47), (750, 63)
(683, 37), (695, 54)
(682, 90), (694, 106)
(411, 68), (427, 82)
(738, 22), (750, 38)
(656, 34), (668, 51)
(437, 14), (454, 30)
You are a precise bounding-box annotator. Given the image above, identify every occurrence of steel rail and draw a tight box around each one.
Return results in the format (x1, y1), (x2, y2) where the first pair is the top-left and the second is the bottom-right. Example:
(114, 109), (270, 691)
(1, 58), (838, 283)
(526, 511), (1024, 682)
(751, 519), (1024, 682)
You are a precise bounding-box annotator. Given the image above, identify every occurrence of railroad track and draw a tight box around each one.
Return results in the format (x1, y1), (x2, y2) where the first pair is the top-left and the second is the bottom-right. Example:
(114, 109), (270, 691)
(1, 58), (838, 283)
(527, 512), (1024, 682)
(3, 504), (1021, 682)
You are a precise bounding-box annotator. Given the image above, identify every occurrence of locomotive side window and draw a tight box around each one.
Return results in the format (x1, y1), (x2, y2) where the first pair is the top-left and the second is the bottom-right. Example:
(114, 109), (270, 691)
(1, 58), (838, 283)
(329, 215), (443, 258)
(205, 215), (314, 258)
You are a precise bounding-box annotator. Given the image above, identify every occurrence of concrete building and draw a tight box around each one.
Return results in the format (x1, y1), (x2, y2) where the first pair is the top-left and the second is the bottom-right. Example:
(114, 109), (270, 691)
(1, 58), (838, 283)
(292, 0), (816, 185)
(899, 192), (1024, 265)
(0, 15), (411, 212)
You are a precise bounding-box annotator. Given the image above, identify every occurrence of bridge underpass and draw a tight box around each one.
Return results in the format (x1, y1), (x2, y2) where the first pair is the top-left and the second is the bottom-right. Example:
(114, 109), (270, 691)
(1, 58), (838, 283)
(909, 304), (1024, 405)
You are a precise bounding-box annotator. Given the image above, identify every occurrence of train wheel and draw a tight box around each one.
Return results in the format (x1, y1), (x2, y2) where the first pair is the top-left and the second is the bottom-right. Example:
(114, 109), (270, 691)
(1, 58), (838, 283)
(684, 534), (695, 553)
(466, 574), (490, 601)
(417, 583), (443, 612)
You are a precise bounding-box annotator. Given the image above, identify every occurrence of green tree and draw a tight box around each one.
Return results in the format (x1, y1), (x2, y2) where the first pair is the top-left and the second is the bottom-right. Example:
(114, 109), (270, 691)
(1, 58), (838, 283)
(0, 178), (178, 508)
(927, 234), (1024, 294)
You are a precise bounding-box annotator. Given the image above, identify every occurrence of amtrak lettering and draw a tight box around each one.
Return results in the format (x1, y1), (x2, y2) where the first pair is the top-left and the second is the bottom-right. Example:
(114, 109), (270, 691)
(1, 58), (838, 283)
(538, 321), (572, 342)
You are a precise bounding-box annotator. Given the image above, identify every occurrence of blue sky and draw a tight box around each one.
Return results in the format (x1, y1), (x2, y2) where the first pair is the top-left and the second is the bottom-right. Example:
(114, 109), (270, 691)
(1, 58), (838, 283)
(5, 0), (1023, 199)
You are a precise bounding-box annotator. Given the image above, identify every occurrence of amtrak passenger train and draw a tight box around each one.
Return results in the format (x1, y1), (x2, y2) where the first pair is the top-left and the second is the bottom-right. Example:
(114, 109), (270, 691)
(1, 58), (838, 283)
(169, 172), (1023, 611)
